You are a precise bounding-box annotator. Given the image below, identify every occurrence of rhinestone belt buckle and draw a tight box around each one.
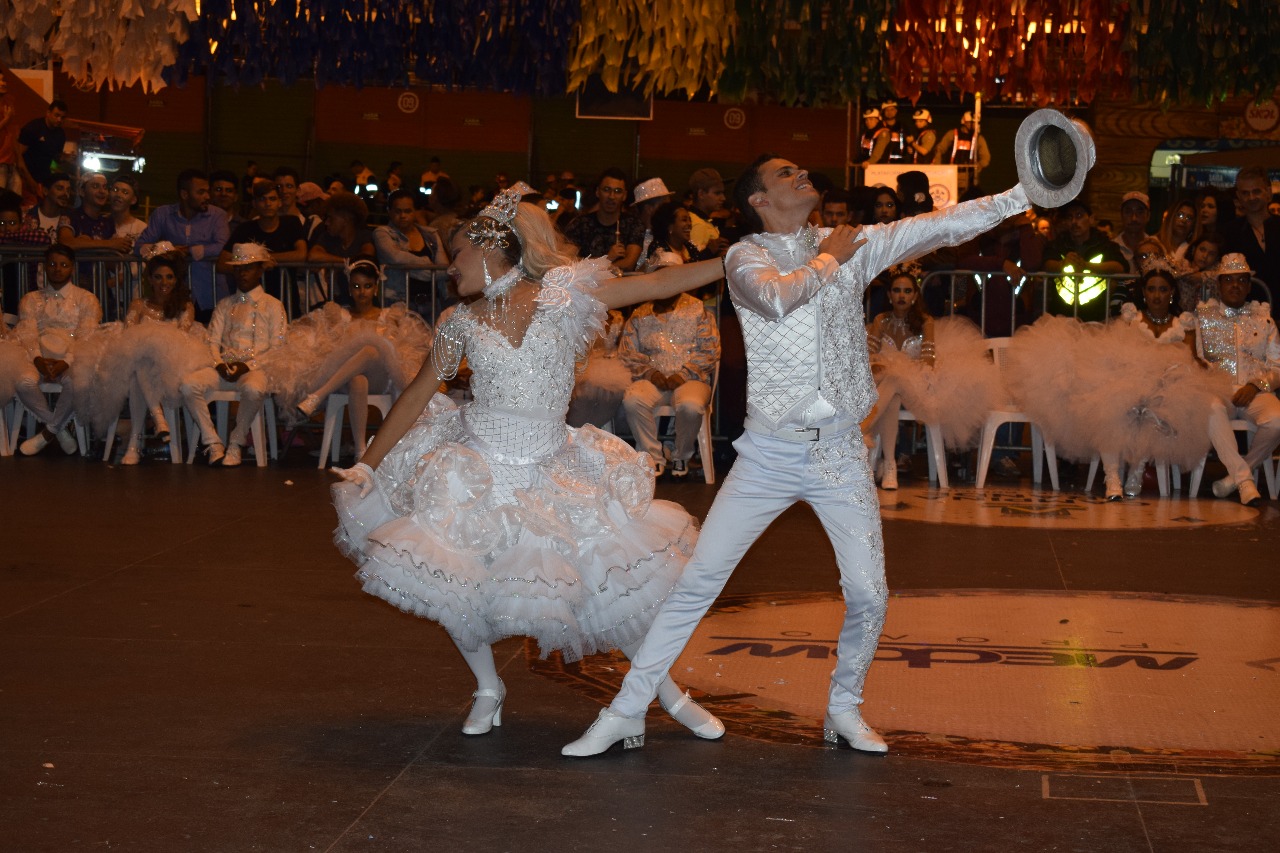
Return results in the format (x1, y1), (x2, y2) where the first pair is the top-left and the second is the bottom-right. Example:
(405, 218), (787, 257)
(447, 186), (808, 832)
(795, 427), (820, 442)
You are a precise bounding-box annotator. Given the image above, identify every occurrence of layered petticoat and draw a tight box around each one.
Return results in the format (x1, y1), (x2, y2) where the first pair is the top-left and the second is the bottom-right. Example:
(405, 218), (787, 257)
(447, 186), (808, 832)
(873, 317), (1001, 449)
(333, 394), (697, 661)
(266, 303), (433, 422)
(0, 334), (29, 403)
(1004, 315), (1232, 468)
(74, 320), (210, 433)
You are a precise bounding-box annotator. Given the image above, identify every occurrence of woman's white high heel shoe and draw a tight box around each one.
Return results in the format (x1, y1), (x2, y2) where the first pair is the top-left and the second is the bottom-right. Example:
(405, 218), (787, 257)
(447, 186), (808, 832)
(461, 679), (505, 735)
(660, 691), (724, 740)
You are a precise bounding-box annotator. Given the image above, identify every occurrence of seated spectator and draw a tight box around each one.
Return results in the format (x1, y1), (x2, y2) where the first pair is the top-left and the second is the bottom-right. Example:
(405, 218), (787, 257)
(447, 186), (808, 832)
(620, 292), (720, 478)
(0, 189), (50, 315)
(643, 201), (695, 271)
(135, 169), (230, 320)
(181, 243), (287, 466)
(1178, 233), (1224, 311)
(274, 167), (305, 224)
(1199, 253), (1280, 506)
(14, 243), (101, 455)
(59, 172), (129, 252)
(1041, 198), (1127, 322)
(218, 179), (307, 308)
(1158, 197), (1197, 260)
(307, 191), (375, 306)
(21, 172), (71, 241)
(563, 167), (644, 271)
(821, 189), (852, 228)
(295, 182), (328, 238)
(209, 169), (244, 230)
(373, 188), (447, 304)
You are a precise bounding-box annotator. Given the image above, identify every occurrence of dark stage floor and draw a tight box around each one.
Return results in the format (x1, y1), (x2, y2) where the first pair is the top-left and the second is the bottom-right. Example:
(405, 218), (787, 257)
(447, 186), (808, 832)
(2, 449), (1277, 852)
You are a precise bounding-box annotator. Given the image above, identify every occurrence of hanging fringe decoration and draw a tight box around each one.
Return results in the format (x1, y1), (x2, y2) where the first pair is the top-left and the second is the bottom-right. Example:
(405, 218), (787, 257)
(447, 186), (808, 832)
(567, 0), (735, 99)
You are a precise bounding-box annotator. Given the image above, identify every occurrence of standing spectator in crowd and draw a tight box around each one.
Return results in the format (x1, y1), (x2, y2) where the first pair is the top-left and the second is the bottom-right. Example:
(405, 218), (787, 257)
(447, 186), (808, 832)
(374, 188), (447, 304)
(419, 157), (448, 189)
(1113, 191), (1153, 273)
(1199, 253), (1280, 505)
(1224, 166), (1280, 317)
(956, 207), (1044, 337)
(857, 108), (889, 165)
(934, 112), (991, 179)
(822, 189), (852, 228)
(867, 187), (901, 225)
(0, 190), (50, 314)
(273, 166), (304, 224)
(349, 160), (374, 190)
(14, 243), (101, 455)
(643, 200), (696, 271)
(384, 162), (403, 194)
(1196, 186), (1235, 239)
(1041, 198), (1127, 322)
(21, 172), (71, 241)
(218, 179), (307, 307)
(1158, 197), (1197, 259)
(1095, 218), (1114, 239)
(16, 99), (68, 192)
(687, 168), (728, 258)
(908, 109), (937, 164)
(109, 175), (146, 246)
(307, 191), (375, 306)
(0, 76), (19, 193)
(135, 169), (230, 321)
(897, 171), (934, 218)
(620, 291), (720, 478)
(564, 167), (644, 271)
(239, 161), (259, 213)
(181, 243), (287, 466)
(295, 182), (328, 237)
(1034, 214), (1053, 240)
(59, 173), (129, 251)
(880, 101), (909, 163)
(632, 177), (674, 270)
(209, 169), (244, 230)
(426, 177), (463, 245)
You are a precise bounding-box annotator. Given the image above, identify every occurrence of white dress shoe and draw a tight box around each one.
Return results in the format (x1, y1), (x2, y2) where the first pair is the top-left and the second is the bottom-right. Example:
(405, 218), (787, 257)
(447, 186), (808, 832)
(562, 708), (645, 757)
(54, 427), (78, 454)
(660, 691), (724, 740)
(19, 428), (52, 456)
(1212, 476), (1238, 498)
(221, 444), (243, 467)
(296, 393), (321, 418)
(205, 443), (226, 466)
(462, 679), (505, 735)
(880, 459), (898, 491)
(823, 709), (888, 754)
(1238, 479), (1262, 507)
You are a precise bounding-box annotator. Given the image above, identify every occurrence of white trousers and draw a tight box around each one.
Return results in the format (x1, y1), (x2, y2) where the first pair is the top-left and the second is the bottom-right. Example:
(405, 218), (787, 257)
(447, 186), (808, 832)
(610, 426), (888, 717)
(181, 367), (268, 448)
(1228, 392), (1280, 475)
(15, 366), (77, 432)
(622, 379), (712, 462)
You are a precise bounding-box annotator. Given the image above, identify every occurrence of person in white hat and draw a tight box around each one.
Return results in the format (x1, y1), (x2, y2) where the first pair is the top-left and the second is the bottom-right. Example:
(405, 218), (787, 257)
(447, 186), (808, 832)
(14, 243), (101, 455)
(1196, 252), (1280, 505)
(180, 243), (287, 466)
(1113, 191), (1154, 273)
(631, 177), (673, 270)
(908, 108), (937, 163)
(880, 101), (908, 163)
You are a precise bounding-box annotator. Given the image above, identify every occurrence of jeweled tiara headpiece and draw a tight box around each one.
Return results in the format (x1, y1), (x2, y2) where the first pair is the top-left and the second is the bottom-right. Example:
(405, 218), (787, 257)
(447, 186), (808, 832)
(466, 181), (536, 253)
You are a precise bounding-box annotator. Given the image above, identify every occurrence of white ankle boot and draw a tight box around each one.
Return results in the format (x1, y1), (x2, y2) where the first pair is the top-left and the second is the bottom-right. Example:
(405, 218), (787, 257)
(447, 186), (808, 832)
(823, 709), (888, 754)
(561, 708), (645, 757)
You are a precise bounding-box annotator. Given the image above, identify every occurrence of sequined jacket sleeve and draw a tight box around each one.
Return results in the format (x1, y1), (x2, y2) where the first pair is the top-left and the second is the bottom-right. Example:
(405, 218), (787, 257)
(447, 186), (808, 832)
(849, 185), (1031, 283)
(726, 241), (841, 321)
(1256, 317), (1280, 391)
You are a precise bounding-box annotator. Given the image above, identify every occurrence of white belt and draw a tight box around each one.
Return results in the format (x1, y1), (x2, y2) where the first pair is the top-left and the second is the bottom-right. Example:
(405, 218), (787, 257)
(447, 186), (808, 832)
(744, 416), (860, 443)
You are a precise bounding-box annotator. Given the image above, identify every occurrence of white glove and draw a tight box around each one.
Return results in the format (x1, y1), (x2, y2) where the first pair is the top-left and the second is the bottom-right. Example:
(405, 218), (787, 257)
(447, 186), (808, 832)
(331, 462), (376, 497)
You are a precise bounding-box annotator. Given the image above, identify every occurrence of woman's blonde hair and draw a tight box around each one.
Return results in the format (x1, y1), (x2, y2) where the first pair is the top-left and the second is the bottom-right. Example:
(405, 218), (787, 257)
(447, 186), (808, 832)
(506, 201), (577, 280)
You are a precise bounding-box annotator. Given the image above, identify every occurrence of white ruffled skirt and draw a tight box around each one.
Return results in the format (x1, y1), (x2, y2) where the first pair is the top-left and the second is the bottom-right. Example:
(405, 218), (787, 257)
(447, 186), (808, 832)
(333, 394), (697, 661)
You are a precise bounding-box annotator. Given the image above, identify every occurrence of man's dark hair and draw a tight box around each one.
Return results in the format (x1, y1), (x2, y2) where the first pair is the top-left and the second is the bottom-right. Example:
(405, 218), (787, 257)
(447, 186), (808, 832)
(599, 167), (629, 185)
(209, 169), (238, 187)
(49, 99), (69, 113)
(250, 178), (278, 200)
(41, 171), (71, 189)
(823, 188), (852, 208)
(45, 242), (75, 264)
(273, 165), (301, 183)
(734, 153), (782, 234)
(1236, 165), (1268, 186)
(0, 189), (23, 216)
(386, 188), (419, 210)
(176, 168), (208, 195)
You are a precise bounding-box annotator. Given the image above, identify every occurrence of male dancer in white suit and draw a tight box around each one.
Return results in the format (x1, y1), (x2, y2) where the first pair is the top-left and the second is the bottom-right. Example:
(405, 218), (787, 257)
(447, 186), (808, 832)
(565, 154), (1033, 756)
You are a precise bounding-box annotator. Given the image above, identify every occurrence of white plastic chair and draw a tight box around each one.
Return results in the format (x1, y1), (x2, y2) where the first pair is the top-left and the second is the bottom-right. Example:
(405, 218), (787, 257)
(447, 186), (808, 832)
(317, 392), (394, 468)
(1186, 419), (1277, 499)
(102, 405), (184, 465)
(184, 392), (278, 467)
(868, 409), (949, 488)
(0, 398), (13, 456)
(975, 338), (1059, 490)
(9, 382), (90, 456)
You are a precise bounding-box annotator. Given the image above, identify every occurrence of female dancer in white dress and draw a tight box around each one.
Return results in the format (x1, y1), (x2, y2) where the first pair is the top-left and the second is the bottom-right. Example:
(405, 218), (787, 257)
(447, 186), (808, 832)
(864, 265), (1000, 489)
(332, 186), (727, 738)
(281, 259), (433, 461)
(82, 256), (207, 464)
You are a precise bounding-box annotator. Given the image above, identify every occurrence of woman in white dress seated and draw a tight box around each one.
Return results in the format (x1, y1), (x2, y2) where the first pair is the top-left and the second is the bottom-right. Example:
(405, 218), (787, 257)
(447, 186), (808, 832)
(331, 185), (728, 740)
(863, 265), (999, 489)
(280, 259), (433, 462)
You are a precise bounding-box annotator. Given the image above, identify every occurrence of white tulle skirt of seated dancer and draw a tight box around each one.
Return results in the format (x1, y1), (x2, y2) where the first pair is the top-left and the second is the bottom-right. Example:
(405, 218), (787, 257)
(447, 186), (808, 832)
(333, 394), (697, 662)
